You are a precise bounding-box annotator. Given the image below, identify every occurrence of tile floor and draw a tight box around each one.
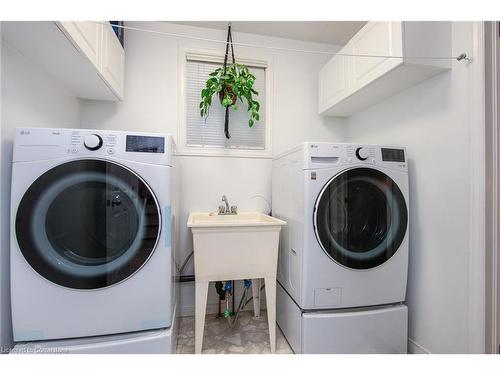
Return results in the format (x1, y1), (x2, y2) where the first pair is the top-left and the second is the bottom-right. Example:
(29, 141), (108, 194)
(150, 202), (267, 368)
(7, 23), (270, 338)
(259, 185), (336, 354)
(176, 311), (294, 354)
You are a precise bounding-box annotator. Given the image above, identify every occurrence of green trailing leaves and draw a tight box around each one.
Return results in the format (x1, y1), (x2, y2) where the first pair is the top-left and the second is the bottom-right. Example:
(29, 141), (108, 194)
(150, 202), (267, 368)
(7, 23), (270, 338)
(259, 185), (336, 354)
(199, 63), (261, 128)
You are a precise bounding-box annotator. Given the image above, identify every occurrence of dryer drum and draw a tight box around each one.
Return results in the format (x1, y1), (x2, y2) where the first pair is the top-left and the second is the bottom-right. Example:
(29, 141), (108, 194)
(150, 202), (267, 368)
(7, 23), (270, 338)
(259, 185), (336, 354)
(314, 167), (408, 270)
(15, 159), (161, 289)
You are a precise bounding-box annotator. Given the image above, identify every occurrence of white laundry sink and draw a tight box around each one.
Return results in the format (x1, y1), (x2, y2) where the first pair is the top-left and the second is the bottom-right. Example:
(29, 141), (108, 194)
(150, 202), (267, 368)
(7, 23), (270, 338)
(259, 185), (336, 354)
(187, 212), (286, 280)
(187, 211), (286, 353)
(188, 211), (284, 227)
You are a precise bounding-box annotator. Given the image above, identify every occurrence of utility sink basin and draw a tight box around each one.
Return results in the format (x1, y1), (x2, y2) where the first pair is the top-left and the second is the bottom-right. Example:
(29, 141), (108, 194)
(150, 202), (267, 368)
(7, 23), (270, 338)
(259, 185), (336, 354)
(187, 212), (286, 281)
(187, 211), (285, 227)
(187, 211), (286, 353)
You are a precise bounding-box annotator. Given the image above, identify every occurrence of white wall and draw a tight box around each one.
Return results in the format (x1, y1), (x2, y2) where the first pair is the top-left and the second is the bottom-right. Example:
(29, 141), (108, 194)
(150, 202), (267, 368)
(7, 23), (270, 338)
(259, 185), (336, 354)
(80, 22), (346, 315)
(0, 32), (81, 351)
(343, 22), (482, 353)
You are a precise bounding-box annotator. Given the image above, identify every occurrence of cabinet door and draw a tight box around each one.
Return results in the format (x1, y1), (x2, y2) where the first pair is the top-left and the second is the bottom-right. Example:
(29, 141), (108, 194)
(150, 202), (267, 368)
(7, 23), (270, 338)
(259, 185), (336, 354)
(318, 53), (349, 114)
(58, 21), (102, 69)
(348, 22), (404, 92)
(101, 24), (125, 99)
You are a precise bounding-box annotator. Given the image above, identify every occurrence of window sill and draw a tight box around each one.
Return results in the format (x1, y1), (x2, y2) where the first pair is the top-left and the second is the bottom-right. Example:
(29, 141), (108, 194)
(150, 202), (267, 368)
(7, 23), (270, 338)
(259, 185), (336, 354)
(174, 147), (272, 159)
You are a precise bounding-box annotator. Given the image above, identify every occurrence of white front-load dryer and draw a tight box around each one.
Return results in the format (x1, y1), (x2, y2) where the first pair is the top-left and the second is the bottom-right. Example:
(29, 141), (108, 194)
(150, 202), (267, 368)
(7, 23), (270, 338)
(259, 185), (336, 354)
(11, 127), (177, 343)
(273, 142), (409, 310)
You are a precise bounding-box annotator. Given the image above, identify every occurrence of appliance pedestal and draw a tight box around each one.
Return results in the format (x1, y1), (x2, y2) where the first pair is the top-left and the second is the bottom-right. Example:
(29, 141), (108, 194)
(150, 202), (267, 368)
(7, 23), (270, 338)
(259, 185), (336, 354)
(11, 324), (177, 354)
(277, 283), (408, 354)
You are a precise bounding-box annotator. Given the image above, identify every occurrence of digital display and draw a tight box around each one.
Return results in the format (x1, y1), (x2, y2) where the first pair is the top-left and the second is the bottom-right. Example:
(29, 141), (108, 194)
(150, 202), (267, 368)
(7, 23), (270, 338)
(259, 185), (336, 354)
(126, 135), (165, 153)
(381, 148), (405, 162)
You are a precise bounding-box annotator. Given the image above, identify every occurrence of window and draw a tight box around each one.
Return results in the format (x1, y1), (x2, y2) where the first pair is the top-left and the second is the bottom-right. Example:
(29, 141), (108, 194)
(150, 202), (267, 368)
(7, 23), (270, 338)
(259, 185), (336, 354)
(181, 52), (269, 156)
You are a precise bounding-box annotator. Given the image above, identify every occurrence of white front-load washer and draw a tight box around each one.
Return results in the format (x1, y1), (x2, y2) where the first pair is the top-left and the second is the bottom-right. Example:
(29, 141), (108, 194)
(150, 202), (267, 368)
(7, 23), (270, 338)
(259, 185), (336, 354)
(272, 142), (409, 353)
(10, 128), (178, 347)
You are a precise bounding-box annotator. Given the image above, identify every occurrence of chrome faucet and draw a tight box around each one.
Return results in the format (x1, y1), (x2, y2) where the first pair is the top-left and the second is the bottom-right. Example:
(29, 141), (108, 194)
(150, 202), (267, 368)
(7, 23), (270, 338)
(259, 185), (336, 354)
(222, 195), (230, 212)
(219, 195), (237, 215)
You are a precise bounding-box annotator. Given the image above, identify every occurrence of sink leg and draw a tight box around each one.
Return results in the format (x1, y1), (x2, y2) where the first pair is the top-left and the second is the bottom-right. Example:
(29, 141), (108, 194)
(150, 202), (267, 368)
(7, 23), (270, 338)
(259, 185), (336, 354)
(264, 277), (276, 353)
(195, 281), (209, 354)
(252, 278), (261, 317)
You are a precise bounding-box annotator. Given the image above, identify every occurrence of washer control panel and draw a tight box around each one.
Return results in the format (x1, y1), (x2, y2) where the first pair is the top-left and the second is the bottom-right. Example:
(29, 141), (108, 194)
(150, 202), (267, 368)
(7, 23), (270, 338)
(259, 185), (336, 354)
(347, 145), (405, 169)
(13, 128), (173, 166)
(70, 132), (117, 154)
(303, 142), (406, 171)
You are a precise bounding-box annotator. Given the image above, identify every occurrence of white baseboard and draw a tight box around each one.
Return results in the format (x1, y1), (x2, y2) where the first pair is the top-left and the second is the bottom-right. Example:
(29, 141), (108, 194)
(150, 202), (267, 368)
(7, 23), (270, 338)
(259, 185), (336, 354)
(408, 338), (431, 354)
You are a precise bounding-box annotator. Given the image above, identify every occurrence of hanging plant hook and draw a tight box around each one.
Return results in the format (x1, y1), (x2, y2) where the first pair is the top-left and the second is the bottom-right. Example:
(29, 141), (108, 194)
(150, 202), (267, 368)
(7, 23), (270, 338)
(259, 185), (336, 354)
(199, 23), (261, 140)
(221, 23), (236, 139)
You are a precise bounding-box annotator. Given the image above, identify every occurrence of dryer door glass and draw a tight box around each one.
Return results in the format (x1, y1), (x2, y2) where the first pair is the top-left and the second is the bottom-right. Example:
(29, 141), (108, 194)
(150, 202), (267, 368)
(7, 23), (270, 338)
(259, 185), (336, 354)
(15, 159), (161, 289)
(314, 167), (407, 269)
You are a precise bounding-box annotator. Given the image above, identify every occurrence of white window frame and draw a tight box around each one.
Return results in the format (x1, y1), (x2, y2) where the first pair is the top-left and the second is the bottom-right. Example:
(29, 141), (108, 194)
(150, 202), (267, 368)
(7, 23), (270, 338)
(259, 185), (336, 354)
(177, 48), (273, 158)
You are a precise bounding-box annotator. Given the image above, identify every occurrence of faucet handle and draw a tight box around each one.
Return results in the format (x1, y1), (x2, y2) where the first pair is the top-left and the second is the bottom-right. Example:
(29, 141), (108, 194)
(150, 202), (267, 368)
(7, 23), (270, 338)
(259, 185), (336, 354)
(218, 205), (226, 214)
(230, 205), (238, 214)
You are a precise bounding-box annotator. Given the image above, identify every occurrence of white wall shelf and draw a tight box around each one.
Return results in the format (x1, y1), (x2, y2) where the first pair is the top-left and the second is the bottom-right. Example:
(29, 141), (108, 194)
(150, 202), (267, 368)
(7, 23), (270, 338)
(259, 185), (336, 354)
(319, 22), (452, 117)
(2, 21), (124, 101)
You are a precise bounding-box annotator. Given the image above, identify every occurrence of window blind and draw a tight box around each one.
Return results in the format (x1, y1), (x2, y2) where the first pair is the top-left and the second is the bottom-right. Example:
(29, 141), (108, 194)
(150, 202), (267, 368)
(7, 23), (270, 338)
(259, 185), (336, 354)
(185, 59), (266, 149)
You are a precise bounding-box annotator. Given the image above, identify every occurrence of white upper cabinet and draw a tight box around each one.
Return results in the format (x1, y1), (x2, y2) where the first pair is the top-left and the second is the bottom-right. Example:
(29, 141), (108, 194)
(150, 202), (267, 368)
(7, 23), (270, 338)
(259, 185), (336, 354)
(2, 21), (125, 101)
(58, 21), (103, 69)
(319, 22), (451, 117)
(100, 23), (125, 98)
(318, 54), (349, 111)
(348, 22), (403, 92)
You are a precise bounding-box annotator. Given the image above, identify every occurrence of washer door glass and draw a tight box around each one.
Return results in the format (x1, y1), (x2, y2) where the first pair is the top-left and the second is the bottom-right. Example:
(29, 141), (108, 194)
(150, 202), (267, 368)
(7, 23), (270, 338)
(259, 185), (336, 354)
(314, 167), (408, 270)
(15, 159), (161, 289)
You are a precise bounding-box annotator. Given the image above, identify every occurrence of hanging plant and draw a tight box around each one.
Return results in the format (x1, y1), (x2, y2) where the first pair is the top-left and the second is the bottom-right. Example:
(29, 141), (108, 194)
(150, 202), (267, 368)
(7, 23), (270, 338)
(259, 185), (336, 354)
(200, 64), (260, 127)
(199, 24), (260, 139)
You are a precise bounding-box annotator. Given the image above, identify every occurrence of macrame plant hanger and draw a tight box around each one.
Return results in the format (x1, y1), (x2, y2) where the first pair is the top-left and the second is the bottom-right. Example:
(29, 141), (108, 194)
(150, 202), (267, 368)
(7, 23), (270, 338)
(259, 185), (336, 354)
(222, 23), (236, 139)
